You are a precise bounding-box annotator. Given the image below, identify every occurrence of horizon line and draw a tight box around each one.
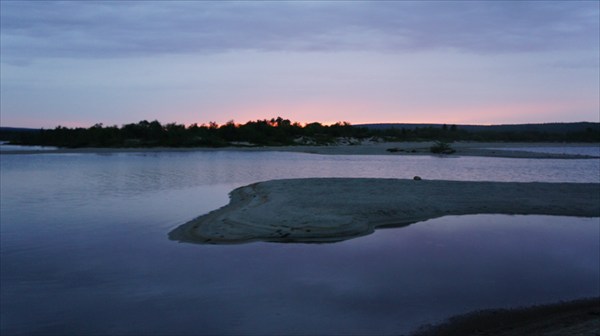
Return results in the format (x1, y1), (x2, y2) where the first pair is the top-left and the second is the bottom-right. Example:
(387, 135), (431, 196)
(1, 119), (600, 130)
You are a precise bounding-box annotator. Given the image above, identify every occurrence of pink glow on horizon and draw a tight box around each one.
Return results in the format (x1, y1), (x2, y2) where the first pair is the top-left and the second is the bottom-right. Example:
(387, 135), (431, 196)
(1, 117), (89, 129)
(180, 99), (598, 127)
(428, 100), (599, 125)
(4, 98), (597, 129)
(119, 99), (599, 128)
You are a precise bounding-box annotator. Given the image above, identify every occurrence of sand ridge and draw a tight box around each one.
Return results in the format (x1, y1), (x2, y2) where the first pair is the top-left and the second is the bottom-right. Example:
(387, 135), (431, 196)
(2, 142), (599, 159)
(169, 178), (600, 244)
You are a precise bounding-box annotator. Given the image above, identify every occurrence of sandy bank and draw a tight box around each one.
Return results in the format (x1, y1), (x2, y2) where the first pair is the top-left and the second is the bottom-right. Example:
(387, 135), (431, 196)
(412, 297), (600, 336)
(280, 141), (600, 159)
(169, 178), (600, 244)
(2, 142), (598, 159)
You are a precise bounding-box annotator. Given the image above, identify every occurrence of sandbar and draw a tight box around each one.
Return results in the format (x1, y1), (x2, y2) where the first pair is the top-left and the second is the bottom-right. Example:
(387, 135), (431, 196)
(169, 178), (600, 244)
(2, 141), (598, 159)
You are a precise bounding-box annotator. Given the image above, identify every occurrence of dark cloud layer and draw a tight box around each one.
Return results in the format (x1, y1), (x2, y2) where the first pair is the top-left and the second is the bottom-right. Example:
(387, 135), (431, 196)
(1, 1), (598, 62)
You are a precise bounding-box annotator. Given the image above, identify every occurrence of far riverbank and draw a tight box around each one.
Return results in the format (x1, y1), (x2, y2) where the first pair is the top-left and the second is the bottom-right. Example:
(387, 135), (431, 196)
(1, 141), (599, 159)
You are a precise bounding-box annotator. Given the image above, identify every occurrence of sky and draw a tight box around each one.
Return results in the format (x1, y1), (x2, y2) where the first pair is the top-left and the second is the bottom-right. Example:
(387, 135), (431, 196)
(1, 1), (598, 128)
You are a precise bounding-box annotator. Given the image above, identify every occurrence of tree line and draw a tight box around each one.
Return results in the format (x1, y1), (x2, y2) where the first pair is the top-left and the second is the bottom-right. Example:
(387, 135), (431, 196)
(1, 117), (598, 148)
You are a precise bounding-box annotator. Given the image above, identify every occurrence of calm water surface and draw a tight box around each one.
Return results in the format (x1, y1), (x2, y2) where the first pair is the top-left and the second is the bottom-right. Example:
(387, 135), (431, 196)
(1, 151), (599, 335)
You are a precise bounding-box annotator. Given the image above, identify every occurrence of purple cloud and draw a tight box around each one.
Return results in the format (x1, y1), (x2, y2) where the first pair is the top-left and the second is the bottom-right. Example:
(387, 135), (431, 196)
(1, 1), (597, 63)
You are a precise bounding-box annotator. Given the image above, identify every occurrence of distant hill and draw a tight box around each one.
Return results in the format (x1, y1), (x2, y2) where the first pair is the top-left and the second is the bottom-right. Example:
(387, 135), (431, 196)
(0, 127), (40, 132)
(355, 122), (600, 134)
(0, 127), (41, 141)
(3, 123), (598, 134)
(1, 120), (598, 146)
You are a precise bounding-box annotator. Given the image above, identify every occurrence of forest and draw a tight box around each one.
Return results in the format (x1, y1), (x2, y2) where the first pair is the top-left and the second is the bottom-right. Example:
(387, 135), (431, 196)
(1, 118), (599, 148)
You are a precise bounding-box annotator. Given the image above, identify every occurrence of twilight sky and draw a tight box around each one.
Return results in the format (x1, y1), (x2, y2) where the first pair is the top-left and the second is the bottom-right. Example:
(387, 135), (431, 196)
(1, 1), (598, 128)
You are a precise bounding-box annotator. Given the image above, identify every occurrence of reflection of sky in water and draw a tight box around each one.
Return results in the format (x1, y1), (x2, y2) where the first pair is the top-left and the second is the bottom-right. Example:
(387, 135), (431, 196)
(2, 214), (597, 335)
(1, 152), (599, 335)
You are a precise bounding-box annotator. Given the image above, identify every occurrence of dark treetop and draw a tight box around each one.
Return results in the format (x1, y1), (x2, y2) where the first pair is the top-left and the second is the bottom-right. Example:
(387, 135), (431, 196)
(1, 119), (598, 148)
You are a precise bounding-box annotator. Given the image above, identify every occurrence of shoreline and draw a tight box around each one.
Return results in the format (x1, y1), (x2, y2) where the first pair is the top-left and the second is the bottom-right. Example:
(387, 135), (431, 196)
(169, 178), (600, 245)
(1, 141), (599, 159)
(412, 297), (600, 336)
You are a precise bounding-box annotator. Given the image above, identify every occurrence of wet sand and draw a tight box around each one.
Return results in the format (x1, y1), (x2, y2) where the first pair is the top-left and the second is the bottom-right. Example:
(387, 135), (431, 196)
(412, 297), (600, 336)
(169, 178), (600, 244)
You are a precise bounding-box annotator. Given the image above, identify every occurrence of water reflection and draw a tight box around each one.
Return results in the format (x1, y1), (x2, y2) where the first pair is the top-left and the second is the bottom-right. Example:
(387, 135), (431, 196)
(1, 152), (599, 335)
(5, 214), (597, 335)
